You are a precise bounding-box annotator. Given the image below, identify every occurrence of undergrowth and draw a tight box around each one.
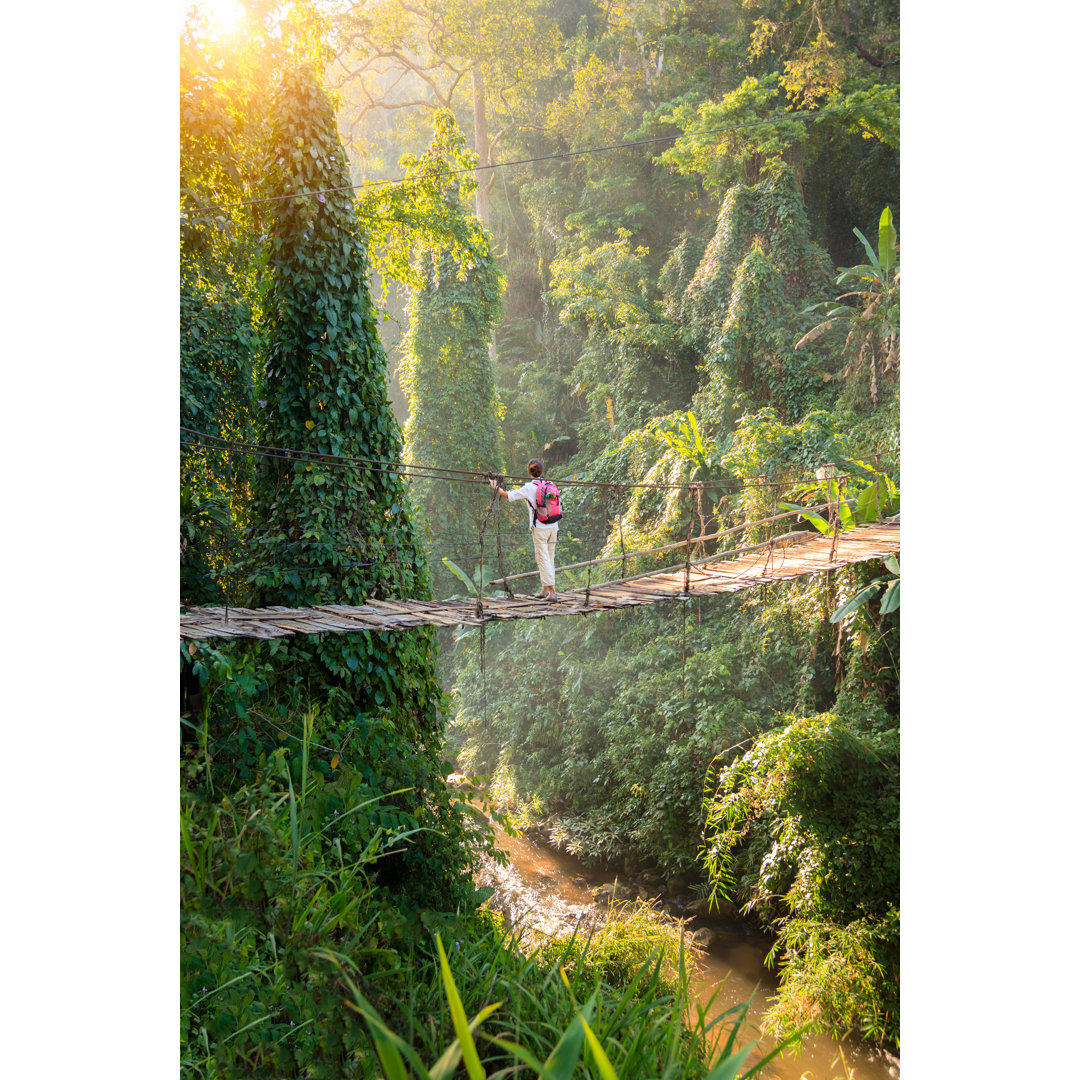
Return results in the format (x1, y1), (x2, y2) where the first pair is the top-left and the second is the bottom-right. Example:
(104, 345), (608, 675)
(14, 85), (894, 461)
(181, 741), (792, 1079)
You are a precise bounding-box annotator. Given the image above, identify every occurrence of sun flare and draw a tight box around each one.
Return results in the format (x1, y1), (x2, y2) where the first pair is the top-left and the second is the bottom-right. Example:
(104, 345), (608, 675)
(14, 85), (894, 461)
(195, 0), (242, 34)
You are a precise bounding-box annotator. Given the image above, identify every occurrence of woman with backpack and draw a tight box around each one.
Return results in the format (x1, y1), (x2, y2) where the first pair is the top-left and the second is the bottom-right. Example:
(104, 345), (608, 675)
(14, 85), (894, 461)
(496, 458), (562, 601)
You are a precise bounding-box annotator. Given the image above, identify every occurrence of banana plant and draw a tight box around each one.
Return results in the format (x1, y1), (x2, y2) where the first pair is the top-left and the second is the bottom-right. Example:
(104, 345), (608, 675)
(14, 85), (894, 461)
(796, 206), (899, 404)
(830, 554), (900, 623)
(779, 463), (899, 534)
(657, 410), (732, 504)
(442, 557), (497, 597)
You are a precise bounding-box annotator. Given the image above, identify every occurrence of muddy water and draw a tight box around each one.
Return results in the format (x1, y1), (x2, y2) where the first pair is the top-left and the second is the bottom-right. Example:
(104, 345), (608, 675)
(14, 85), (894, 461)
(477, 824), (899, 1080)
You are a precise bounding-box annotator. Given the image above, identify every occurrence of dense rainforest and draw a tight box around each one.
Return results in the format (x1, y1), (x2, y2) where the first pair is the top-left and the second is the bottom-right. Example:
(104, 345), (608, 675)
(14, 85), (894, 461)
(180, 0), (899, 1075)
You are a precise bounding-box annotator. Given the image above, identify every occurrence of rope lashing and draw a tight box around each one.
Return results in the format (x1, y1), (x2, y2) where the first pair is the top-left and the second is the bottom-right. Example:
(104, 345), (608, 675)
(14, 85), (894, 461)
(475, 477), (504, 619)
(480, 471), (514, 597)
(492, 476), (513, 598)
(683, 483), (701, 595)
(764, 476), (778, 574)
(692, 483), (707, 558)
(617, 485), (627, 578)
(606, 483), (629, 580)
(828, 471), (847, 564)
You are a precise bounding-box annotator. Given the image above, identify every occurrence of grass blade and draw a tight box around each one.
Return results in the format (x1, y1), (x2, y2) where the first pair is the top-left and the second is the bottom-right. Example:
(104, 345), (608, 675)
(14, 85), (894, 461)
(701, 1041), (754, 1080)
(544, 1014), (586, 1080)
(436, 933), (487, 1080)
(739, 1024), (811, 1078)
(485, 1036), (554, 1078)
(579, 1016), (619, 1080)
(430, 1004), (502, 1080)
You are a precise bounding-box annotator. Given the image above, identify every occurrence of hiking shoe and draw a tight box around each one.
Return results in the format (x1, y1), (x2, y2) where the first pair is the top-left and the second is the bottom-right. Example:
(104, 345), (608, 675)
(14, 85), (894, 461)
(546, 592), (558, 602)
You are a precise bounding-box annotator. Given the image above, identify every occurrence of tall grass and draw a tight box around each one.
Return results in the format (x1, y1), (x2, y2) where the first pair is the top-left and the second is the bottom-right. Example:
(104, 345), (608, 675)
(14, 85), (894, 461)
(318, 908), (802, 1079)
(182, 722), (799, 1078)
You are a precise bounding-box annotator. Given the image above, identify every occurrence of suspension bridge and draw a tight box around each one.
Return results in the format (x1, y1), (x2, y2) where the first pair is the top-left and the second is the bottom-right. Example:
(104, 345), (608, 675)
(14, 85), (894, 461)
(181, 429), (899, 641)
(179, 518), (899, 642)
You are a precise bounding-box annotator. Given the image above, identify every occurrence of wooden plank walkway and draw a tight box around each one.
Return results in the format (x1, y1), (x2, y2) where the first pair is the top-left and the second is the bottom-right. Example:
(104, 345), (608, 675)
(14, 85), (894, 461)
(180, 522), (899, 641)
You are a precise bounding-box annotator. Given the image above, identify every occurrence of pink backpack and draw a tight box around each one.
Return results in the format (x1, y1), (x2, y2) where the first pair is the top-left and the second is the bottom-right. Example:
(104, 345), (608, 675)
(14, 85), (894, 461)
(532, 478), (562, 524)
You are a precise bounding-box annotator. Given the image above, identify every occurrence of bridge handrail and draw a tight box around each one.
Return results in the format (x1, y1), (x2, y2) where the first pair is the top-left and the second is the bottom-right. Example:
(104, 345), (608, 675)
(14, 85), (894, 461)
(488, 500), (835, 586)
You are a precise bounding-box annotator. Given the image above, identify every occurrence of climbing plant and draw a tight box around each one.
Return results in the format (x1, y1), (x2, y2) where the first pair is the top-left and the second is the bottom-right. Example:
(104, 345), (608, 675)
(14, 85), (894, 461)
(182, 65), (478, 911)
(686, 162), (837, 426)
(546, 231), (701, 460)
(701, 710), (900, 1044)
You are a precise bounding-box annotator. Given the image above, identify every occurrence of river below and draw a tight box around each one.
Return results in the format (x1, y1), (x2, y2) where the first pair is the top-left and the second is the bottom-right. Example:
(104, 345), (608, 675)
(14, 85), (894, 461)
(476, 821), (899, 1080)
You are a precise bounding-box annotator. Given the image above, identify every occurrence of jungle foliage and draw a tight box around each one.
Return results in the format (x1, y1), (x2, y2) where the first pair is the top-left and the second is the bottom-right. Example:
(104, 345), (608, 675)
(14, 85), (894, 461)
(181, 0), (901, 1063)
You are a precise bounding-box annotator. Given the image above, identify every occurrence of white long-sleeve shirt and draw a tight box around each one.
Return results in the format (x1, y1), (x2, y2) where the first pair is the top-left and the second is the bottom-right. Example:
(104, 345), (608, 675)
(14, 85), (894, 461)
(506, 479), (559, 532)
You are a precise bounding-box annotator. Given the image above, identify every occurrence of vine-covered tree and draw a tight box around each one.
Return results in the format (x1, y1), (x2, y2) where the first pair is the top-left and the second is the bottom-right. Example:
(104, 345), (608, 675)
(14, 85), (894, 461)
(248, 61), (438, 706)
(687, 162), (836, 425)
(232, 69), (481, 916)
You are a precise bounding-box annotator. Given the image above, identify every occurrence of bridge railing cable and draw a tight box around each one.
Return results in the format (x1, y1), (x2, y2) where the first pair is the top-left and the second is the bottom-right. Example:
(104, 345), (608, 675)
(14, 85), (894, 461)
(488, 499), (836, 588)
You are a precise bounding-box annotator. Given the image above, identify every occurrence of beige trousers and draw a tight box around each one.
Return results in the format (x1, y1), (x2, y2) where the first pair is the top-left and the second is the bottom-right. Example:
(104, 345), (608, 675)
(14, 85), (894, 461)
(531, 526), (558, 588)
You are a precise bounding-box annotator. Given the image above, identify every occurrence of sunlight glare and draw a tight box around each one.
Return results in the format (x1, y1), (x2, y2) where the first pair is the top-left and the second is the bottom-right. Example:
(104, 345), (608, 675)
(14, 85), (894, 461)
(196, 0), (243, 34)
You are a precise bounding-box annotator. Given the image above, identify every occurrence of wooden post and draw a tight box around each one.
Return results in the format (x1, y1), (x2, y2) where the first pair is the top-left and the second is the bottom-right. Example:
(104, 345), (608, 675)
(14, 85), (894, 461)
(683, 484), (696, 595)
(618, 485), (627, 579)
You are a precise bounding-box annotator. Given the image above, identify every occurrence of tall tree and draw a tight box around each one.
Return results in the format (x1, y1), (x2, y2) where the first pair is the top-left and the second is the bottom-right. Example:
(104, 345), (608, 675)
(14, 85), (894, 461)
(180, 10), (266, 604)
(329, 0), (560, 225)
(248, 64), (445, 754)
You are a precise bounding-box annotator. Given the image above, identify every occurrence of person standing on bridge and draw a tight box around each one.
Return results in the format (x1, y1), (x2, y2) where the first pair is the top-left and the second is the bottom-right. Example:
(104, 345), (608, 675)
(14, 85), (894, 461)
(496, 458), (562, 601)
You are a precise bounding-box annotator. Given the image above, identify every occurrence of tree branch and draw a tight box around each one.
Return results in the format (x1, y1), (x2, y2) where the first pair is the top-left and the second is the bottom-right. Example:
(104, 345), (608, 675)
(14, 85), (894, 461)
(853, 42), (888, 68)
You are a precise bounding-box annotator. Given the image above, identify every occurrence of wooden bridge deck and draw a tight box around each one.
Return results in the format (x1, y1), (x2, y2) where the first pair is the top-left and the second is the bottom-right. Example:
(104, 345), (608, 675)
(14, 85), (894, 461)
(180, 522), (899, 641)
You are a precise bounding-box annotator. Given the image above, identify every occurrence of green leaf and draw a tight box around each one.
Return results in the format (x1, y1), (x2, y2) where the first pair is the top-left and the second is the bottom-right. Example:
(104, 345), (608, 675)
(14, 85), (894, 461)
(486, 1037), (554, 1079)
(333, 967), (430, 1080)
(579, 1017), (618, 1080)
(701, 1041), (756, 1080)
(544, 1003), (590, 1080)
(442, 557), (477, 595)
(879, 577), (900, 614)
(852, 227), (881, 272)
(883, 554), (899, 575)
(778, 501), (830, 534)
(831, 582), (885, 622)
(878, 206), (897, 275)
(854, 483), (877, 517)
(430, 1003), (502, 1080)
(436, 934), (486, 1080)
(836, 496), (855, 531)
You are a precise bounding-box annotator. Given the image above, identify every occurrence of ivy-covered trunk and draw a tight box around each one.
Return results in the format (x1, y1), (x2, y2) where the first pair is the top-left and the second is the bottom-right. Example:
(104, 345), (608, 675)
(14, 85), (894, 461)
(248, 64), (443, 760)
